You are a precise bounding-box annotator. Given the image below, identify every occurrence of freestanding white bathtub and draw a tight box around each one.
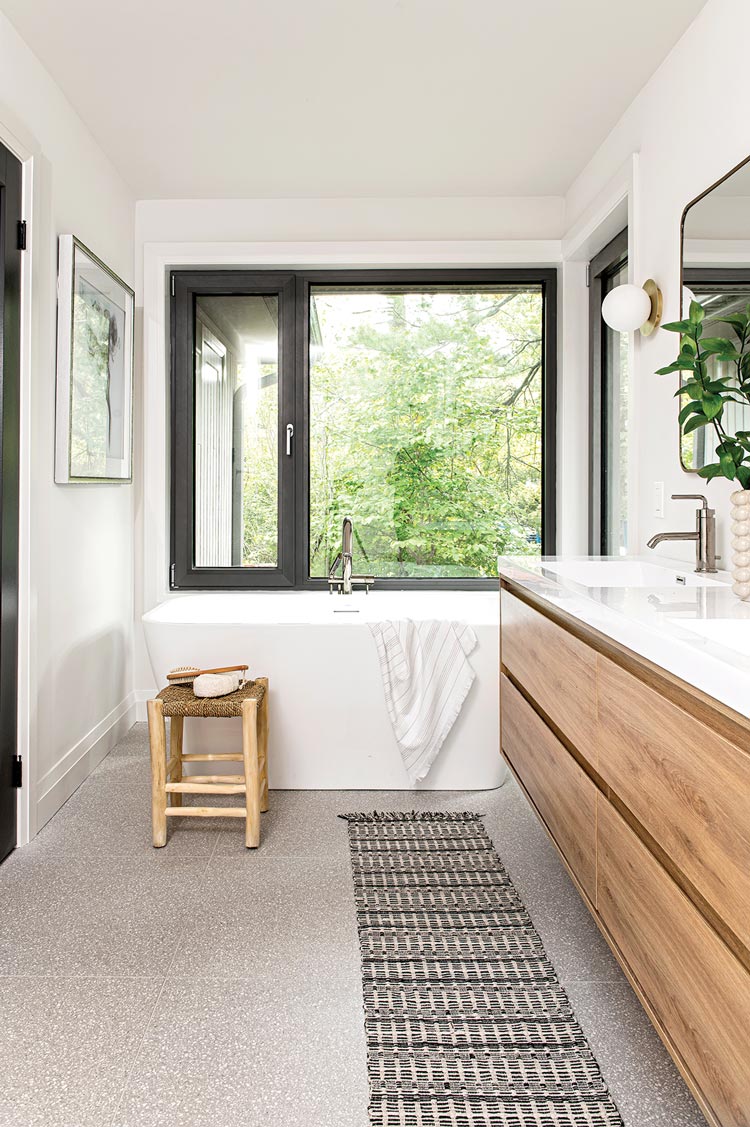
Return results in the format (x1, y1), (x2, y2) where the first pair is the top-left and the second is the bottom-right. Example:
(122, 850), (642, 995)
(142, 591), (506, 790)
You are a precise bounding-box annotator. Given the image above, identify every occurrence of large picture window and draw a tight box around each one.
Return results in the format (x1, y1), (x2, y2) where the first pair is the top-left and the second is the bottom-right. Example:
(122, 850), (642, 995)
(171, 270), (556, 589)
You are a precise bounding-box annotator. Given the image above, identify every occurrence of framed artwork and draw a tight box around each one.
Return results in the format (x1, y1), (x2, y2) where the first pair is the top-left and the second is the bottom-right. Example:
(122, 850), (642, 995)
(55, 235), (134, 483)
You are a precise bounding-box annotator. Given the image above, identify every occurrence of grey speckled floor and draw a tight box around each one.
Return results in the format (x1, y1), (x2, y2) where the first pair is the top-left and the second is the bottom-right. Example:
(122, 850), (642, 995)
(0, 724), (706, 1127)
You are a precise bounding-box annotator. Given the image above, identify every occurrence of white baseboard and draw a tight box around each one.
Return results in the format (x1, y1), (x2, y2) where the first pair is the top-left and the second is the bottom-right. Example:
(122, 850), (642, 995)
(35, 690), (141, 832)
(134, 689), (153, 722)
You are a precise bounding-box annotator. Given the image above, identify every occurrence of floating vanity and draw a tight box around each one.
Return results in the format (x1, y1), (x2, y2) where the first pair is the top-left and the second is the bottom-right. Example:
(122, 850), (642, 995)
(499, 556), (750, 1127)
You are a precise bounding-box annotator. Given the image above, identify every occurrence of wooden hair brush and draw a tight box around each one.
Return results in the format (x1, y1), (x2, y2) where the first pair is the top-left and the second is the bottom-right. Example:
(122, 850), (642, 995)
(167, 664), (249, 686)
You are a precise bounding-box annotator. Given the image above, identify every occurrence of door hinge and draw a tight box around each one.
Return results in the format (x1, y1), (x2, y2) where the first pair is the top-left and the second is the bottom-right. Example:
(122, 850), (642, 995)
(171, 274), (175, 297)
(170, 563), (176, 588)
(17, 220), (27, 251)
(11, 755), (22, 788)
(585, 262), (591, 288)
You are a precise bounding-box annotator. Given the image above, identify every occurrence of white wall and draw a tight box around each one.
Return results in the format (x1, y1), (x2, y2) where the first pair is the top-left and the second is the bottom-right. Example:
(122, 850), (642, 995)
(135, 196), (565, 245)
(0, 11), (137, 836)
(564, 0), (750, 565)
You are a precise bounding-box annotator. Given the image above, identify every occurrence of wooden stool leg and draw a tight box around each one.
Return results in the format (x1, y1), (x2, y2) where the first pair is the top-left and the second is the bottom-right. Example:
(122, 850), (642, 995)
(147, 700), (168, 848)
(169, 716), (184, 807)
(257, 677), (269, 813)
(241, 699), (261, 849)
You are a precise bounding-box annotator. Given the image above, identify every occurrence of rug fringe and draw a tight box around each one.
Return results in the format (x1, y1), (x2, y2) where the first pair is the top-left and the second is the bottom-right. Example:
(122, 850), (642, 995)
(338, 810), (484, 823)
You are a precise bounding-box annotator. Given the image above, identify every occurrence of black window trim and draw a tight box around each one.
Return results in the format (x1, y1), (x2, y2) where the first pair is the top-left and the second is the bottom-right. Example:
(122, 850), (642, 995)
(588, 230), (628, 555)
(171, 266), (558, 591)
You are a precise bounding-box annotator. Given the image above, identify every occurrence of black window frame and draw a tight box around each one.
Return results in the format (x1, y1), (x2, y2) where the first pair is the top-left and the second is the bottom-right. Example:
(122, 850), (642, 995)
(171, 267), (557, 590)
(588, 230), (628, 555)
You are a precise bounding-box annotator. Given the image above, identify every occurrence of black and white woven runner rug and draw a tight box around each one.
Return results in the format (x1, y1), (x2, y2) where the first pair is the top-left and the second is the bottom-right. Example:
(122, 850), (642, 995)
(340, 811), (624, 1127)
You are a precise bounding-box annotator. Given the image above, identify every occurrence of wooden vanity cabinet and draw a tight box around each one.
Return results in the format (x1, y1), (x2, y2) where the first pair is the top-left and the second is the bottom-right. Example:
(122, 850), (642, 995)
(500, 674), (597, 902)
(500, 581), (750, 1127)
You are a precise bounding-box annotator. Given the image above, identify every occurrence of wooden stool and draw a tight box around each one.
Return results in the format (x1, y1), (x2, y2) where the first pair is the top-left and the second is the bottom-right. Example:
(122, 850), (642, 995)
(146, 677), (269, 849)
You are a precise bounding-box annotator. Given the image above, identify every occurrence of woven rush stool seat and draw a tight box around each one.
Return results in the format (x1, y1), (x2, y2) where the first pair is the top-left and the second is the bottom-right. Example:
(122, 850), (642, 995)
(147, 676), (269, 849)
(156, 680), (265, 718)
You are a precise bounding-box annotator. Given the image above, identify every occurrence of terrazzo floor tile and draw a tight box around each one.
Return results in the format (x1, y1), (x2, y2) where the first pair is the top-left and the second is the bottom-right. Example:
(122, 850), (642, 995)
(111, 978), (368, 1127)
(0, 977), (161, 1127)
(0, 726), (705, 1127)
(177, 867), (360, 979)
(569, 978), (706, 1126)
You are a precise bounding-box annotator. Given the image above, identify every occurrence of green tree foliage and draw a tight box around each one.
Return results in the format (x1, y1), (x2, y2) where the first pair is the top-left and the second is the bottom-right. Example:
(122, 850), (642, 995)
(240, 371), (279, 567)
(306, 288), (544, 578)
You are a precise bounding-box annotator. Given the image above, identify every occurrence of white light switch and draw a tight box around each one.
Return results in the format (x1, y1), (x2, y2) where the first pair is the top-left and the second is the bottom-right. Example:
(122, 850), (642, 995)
(654, 481), (665, 519)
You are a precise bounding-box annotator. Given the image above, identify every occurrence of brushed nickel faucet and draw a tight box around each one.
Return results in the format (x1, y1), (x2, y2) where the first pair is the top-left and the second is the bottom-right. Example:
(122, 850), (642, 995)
(328, 517), (375, 594)
(646, 494), (720, 573)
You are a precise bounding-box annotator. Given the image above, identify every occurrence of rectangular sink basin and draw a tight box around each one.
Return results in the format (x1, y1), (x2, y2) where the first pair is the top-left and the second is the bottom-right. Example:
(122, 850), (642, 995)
(540, 560), (724, 589)
(677, 619), (750, 658)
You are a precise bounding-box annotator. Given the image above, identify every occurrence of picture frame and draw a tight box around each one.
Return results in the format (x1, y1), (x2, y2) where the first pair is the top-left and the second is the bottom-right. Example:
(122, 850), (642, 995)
(54, 235), (134, 483)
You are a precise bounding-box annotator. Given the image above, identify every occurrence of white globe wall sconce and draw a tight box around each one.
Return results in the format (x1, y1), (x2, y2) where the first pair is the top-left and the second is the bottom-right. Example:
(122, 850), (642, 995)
(601, 280), (663, 336)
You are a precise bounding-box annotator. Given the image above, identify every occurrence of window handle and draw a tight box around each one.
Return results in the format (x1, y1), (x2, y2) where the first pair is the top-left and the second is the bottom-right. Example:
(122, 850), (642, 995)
(285, 422), (294, 456)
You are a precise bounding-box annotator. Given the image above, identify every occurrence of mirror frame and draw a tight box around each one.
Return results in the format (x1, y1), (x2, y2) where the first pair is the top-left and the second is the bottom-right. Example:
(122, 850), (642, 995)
(679, 153), (750, 473)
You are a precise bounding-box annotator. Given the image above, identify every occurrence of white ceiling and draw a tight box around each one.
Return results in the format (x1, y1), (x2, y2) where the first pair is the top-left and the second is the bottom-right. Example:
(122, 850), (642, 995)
(1, 0), (707, 200)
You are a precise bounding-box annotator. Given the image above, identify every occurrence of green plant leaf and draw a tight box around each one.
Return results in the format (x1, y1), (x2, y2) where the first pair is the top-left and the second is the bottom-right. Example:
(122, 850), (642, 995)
(661, 319), (693, 334)
(682, 380), (704, 400)
(704, 378), (734, 392)
(720, 452), (737, 479)
(689, 300), (706, 323)
(656, 360), (696, 374)
(719, 313), (748, 333)
(678, 401), (703, 424)
(697, 462), (724, 480)
(737, 465), (750, 489)
(702, 392), (727, 418)
(700, 338), (740, 358)
(683, 414), (710, 435)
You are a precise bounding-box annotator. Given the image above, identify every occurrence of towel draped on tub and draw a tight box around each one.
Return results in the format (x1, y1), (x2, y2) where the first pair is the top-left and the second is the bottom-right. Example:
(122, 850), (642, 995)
(368, 619), (478, 785)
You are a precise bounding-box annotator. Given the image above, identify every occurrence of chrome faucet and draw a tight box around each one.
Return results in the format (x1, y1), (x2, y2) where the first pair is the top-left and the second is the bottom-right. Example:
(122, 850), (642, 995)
(646, 494), (720, 573)
(328, 517), (375, 594)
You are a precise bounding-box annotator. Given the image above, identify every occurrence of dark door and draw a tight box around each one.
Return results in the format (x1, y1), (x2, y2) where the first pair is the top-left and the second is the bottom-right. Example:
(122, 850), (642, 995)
(0, 140), (22, 864)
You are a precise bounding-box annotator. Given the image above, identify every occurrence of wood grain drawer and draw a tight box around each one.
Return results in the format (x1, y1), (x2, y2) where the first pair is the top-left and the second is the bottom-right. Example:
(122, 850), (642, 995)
(598, 799), (750, 1127)
(500, 590), (598, 760)
(597, 655), (750, 954)
(501, 675), (597, 902)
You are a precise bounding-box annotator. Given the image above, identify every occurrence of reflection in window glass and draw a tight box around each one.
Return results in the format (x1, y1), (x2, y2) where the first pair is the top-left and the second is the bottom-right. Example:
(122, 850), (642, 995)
(681, 283), (750, 470)
(309, 286), (545, 579)
(193, 295), (278, 568)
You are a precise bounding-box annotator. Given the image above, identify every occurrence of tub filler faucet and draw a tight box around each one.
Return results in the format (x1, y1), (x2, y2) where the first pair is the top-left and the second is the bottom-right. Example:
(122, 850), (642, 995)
(328, 518), (375, 595)
(646, 493), (720, 573)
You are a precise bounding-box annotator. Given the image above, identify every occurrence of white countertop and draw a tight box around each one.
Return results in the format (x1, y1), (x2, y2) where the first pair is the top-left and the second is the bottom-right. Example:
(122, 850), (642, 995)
(498, 554), (750, 720)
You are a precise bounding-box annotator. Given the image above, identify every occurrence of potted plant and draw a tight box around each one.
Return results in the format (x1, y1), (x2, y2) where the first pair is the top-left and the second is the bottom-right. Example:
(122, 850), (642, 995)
(658, 299), (750, 597)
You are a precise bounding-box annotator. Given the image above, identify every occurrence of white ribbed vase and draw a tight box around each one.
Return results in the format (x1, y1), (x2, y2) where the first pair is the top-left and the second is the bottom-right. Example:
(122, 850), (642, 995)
(730, 489), (750, 600)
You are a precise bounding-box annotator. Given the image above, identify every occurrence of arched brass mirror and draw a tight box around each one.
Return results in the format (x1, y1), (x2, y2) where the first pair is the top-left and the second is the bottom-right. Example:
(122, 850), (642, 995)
(680, 154), (750, 471)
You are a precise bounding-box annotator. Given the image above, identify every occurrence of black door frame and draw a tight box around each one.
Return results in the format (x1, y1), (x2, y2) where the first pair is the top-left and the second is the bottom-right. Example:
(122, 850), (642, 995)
(0, 139), (22, 864)
(588, 229), (628, 554)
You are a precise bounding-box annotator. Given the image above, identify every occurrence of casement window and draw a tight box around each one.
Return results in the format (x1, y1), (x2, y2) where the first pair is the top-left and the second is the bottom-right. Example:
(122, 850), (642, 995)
(170, 269), (557, 589)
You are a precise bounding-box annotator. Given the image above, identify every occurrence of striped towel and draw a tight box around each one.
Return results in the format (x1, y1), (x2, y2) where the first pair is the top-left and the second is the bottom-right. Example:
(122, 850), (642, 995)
(369, 619), (478, 785)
